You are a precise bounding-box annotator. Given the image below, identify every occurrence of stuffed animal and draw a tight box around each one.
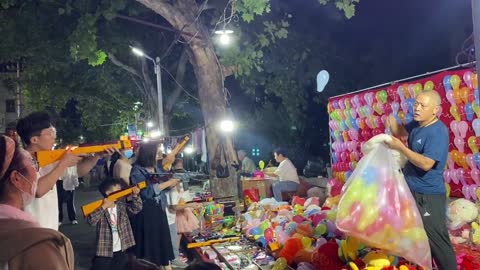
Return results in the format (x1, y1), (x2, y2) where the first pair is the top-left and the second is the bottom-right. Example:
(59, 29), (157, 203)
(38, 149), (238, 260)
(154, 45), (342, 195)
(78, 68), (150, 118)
(447, 198), (478, 230)
(348, 250), (394, 270)
(471, 222), (480, 245)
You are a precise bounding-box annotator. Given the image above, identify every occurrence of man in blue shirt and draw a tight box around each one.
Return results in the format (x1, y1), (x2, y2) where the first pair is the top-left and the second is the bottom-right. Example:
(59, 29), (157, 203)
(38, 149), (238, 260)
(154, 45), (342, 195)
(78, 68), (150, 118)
(386, 90), (456, 270)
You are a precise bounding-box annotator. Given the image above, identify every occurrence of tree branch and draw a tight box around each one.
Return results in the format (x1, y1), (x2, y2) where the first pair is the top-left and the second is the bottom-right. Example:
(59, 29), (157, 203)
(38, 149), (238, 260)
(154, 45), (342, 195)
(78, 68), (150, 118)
(107, 52), (142, 79)
(165, 48), (189, 115)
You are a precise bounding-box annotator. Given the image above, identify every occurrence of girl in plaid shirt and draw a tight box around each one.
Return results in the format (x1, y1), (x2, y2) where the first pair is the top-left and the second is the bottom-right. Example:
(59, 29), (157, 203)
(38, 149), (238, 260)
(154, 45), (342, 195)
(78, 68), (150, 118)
(87, 178), (142, 270)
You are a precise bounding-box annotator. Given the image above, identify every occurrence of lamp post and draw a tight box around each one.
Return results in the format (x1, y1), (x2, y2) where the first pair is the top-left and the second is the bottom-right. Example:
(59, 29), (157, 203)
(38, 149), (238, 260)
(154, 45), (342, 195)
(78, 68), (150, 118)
(130, 46), (165, 135)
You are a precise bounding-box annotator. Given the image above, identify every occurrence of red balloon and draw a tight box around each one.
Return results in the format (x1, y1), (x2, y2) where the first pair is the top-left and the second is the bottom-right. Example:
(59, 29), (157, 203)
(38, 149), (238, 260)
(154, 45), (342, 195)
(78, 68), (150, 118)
(372, 128), (382, 136)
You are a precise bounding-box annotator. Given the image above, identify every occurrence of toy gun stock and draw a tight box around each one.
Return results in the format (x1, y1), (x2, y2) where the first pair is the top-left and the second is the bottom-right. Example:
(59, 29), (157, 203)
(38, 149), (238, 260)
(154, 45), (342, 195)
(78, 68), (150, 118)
(162, 135), (190, 171)
(187, 237), (240, 248)
(36, 140), (132, 168)
(81, 181), (147, 217)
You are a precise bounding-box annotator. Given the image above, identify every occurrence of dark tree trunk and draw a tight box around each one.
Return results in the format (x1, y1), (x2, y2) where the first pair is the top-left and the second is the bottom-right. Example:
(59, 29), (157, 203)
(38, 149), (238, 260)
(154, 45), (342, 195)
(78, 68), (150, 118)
(136, 0), (240, 199)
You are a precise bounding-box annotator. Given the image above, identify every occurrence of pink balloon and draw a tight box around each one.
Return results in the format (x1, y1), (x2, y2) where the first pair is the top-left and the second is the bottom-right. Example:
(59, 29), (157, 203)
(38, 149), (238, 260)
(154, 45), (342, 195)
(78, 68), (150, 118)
(454, 137), (465, 152)
(467, 154), (475, 169)
(462, 185), (471, 200)
(350, 108), (357, 118)
(397, 86), (405, 102)
(457, 168), (466, 186)
(450, 121), (460, 138)
(364, 106), (373, 116)
(264, 228), (274, 242)
(443, 170), (451, 183)
(472, 169), (480, 185)
(446, 91), (456, 106)
(470, 185), (479, 201)
(458, 121), (468, 138)
(338, 98), (345, 110)
(391, 102), (400, 114)
(451, 169), (459, 184)
(408, 84), (415, 98)
(464, 71), (474, 89)
(447, 155), (455, 169)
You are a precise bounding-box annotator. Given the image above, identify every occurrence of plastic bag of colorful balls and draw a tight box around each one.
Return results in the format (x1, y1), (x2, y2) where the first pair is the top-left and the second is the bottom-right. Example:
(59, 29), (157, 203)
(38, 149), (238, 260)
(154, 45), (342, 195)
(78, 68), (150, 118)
(241, 197), (431, 270)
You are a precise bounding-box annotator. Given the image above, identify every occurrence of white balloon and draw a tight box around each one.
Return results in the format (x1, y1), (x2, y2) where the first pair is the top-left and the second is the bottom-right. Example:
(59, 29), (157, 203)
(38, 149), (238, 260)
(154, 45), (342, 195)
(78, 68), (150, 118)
(316, 70), (330, 92)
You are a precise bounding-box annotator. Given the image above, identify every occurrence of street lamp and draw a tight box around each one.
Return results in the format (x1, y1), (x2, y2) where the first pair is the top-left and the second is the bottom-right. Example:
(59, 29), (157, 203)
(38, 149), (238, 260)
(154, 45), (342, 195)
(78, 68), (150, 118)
(218, 119), (235, 133)
(130, 46), (165, 135)
(214, 29), (234, 46)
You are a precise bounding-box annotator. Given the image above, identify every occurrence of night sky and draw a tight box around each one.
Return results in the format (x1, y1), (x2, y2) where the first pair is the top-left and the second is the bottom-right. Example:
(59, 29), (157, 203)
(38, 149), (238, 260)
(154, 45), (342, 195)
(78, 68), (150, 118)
(286, 0), (473, 95)
(231, 0), (475, 166)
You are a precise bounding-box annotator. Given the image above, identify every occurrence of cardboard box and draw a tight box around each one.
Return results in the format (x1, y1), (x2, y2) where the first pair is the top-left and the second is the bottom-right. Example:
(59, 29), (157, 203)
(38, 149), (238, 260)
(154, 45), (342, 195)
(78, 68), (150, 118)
(241, 178), (272, 199)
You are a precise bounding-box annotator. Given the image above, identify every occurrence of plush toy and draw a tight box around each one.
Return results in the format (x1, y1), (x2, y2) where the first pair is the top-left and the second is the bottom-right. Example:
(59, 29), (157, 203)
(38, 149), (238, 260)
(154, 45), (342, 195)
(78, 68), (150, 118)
(348, 250), (394, 270)
(471, 222), (480, 245)
(447, 198), (478, 230)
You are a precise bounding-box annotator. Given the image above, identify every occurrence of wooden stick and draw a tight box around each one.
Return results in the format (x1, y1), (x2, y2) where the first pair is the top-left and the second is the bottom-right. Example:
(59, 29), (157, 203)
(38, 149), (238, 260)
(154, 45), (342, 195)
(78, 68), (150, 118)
(81, 181), (146, 217)
(36, 140), (132, 168)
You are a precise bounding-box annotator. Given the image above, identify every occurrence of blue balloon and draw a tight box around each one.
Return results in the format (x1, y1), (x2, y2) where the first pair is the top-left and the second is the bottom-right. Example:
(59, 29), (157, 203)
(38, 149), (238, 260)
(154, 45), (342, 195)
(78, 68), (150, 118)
(465, 103), (474, 121)
(332, 100), (339, 109)
(316, 70), (330, 92)
(443, 75), (452, 91)
(474, 153), (480, 168)
(341, 120), (348, 131)
(361, 166), (377, 185)
(406, 98), (415, 114)
(405, 113), (414, 124)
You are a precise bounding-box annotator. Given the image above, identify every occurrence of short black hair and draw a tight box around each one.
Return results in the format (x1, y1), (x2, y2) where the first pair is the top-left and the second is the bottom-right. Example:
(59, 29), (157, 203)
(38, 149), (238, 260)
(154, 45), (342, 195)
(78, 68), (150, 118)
(16, 112), (52, 145)
(185, 262), (221, 270)
(98, 178), (122, 198)
(274, 147), (287, 157)
(135, 142), (159, 168)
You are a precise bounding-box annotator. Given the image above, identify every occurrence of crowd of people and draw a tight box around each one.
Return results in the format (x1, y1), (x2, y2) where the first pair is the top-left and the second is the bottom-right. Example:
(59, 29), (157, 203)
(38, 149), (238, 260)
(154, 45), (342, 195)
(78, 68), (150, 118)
(0, 112), (206, 270)
(0, 89), (456, 270)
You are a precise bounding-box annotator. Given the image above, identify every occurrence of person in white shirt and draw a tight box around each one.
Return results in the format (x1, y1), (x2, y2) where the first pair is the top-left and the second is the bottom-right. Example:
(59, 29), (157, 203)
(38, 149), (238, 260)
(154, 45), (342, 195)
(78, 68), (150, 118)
(266, 148), (300, 201)
(16, 112), (117, 230)
(57, 166), (79, 225)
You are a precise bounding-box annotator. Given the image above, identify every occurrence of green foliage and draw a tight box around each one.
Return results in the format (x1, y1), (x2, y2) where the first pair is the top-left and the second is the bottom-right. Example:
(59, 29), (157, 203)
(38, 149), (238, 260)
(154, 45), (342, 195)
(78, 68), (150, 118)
(69, 13), (107, 66)
(318, 0), (360, 19)
(235, 0), (271, 23)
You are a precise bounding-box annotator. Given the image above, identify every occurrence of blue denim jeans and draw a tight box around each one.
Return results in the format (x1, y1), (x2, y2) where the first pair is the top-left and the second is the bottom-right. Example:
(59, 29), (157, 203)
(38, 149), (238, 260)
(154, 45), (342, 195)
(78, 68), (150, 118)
(272, 181), (299, 201)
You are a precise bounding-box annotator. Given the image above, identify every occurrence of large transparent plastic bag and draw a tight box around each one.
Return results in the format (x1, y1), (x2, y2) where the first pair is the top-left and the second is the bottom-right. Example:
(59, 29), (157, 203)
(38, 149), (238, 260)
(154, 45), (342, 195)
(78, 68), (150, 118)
(336, 135), (432, 269)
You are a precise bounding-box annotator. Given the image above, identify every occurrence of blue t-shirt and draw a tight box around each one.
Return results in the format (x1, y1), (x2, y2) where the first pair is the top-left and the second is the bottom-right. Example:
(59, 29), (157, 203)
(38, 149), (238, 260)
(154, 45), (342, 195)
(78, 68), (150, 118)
(403, 120), (448, 194)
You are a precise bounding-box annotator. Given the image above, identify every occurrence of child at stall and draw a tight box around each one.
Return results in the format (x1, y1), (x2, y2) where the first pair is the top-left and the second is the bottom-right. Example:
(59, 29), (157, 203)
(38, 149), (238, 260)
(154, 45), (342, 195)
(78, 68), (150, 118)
(166, 181), (202, 266)
(87, 178), (142, 270)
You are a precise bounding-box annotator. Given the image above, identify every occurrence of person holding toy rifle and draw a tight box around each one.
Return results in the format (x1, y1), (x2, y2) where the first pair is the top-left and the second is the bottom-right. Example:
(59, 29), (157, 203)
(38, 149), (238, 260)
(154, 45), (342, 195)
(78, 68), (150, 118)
(129, 141), (181, 270)
(386, 90), (456, 270)
(15, 112), (118, 230)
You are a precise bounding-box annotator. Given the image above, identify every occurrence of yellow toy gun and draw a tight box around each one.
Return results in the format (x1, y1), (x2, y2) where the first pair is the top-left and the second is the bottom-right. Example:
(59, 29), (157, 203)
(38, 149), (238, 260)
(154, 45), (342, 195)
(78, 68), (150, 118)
(187, 237), (240, 248)
(81, 181), (147, 217)
(36, 139), (132, 168)
(162, 135), (190, 171)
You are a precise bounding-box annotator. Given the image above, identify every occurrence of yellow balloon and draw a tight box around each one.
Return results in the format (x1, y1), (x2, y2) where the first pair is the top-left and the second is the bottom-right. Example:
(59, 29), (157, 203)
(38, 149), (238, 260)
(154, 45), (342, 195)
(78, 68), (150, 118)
(450, 74), (461, 90)
(473, 102), (480, 118)
(446, 183), (451, 198)
(259, 160), (265, 170)
(449, 105), (461, 121)
(413, 83), (422, 97)
(468, 136), (479, 154)
(424, 81), (434, 91)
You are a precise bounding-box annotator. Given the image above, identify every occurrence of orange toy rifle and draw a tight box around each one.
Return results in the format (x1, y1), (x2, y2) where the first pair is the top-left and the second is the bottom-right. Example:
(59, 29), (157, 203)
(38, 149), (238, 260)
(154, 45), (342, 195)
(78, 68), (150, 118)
(162, 135), (190, 171)
(36, 139), (132, 168)
(81, 181), (147, 217)
(187, 237), (241, 248)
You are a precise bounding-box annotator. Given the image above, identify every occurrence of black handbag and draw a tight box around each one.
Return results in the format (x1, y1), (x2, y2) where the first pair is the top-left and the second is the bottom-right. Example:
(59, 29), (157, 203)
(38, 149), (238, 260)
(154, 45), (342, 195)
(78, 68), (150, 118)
(216, 143), (230, 178)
